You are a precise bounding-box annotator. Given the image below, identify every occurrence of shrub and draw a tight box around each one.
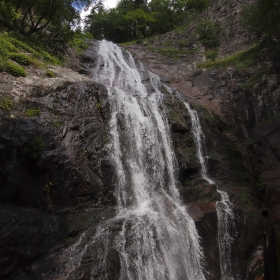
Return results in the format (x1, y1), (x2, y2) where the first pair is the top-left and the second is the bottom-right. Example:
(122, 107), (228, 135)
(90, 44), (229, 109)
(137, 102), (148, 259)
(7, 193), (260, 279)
(4, 61), (27, 77)
(24, 136), (45, 166)
(195, 20), (221, 49)
(198, 46), (258, 72)
(8, 37), (40, 57)
(205, 49), (218, 61)
(25, 108), (41, 116)
(46, 69), (55, 77)
(8, 53), (32, 66)
(0, 36), (17, 57)
(0, 97), (12, 111)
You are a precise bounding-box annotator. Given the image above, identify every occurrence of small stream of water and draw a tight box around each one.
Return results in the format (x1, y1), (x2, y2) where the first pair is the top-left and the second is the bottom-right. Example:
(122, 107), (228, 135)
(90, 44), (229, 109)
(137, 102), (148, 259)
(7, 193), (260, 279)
(183, 102), (240, 280)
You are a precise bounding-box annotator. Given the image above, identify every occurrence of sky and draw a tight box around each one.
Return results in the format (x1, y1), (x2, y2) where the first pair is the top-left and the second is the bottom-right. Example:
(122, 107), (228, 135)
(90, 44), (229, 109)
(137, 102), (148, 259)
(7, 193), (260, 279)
(79, 0), (118, 29)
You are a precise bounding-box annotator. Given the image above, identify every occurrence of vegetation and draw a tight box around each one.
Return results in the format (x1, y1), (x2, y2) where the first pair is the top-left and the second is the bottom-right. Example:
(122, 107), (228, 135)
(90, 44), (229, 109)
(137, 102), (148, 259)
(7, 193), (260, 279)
(25, 108), (41, 117)
(86, 0), (209, 43)
(0, 0), (90, 36)
(197, 46), (258, 72)
(4, 60), (26, 76)
(0, 97), (12, 111)
(242, 0), (280, 70)
(195, 20), (220, 49)
(8, 53), (32, 66)
(24, 136), (45, 166)
(46, 69), (55, 77)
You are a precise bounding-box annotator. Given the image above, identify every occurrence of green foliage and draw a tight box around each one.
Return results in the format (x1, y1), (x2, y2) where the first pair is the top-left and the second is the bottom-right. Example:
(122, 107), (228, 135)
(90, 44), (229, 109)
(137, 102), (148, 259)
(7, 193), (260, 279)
(24, 136), (45, 166)
(87, 0), (188, 43)
(96, 102), (102, 109)
(0, 97), (12, 111)
(25, 108), (41, 117)
(52, 120), (60, 127)
(195, 20), (220, 49)
(185, 0), (209, 14)
(242, 0), (280, 69)
(256, 179), (266, 191)
(0, 0), (90, 36)
(8, 37), (40, 57)
(5, 61), (26, 76)
(8, 53), (32, 66)
(0, 35), (17, 57)
(147, 45), (197, 59)
(205, 49), (218, 61)
(46, 69), (55, 77)
(197, 46), (258, 72)
(178, 40), (189, 50)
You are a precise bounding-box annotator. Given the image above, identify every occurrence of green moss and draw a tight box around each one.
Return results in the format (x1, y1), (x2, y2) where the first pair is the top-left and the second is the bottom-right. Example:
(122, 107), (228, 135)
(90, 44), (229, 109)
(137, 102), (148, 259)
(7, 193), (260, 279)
(5, 61), (26, 77)
(8, 53), (32, 66)
(0, 97), (12, 111)
(25, 108), (41, 116)
(198, 46), (258, 72)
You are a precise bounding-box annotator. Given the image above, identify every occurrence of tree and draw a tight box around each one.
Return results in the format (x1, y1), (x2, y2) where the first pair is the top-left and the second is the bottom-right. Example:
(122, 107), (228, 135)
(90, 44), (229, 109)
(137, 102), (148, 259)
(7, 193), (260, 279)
(242, 0), (280, 69)
(0, 0), (91, 36)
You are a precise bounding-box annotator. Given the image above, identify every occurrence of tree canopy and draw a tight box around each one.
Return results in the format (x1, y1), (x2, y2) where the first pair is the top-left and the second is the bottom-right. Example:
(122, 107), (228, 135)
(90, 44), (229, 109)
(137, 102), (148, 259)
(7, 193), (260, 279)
(242, 0), (280, 69)
(86, 0), (209, 43)
(0, 0), (91, 36)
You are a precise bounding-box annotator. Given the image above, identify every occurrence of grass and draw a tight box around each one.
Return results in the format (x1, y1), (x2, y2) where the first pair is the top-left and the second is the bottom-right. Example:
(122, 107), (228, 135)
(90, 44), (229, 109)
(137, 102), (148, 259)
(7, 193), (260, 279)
(5, 61), (26, 77)
(0, 31), (61, 77)
(197, 46), (258, 72)
(147, 45), (198, 59)
(8, 53), (33, 66)
(46, 69), (55, 77)
(25, 108), (41, 116)
(0, 97), (12, 111)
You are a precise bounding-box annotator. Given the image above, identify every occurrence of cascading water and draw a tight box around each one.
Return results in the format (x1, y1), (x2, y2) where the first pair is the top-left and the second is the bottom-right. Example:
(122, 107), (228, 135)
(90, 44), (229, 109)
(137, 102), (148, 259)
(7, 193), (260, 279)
(183, 102), (240, 280)
(87, 40), (206, 280)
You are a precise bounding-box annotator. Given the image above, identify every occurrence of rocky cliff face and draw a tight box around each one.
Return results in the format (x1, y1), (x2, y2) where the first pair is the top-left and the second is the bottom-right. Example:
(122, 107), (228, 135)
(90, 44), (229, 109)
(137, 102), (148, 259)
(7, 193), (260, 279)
(0, 74), (117, 278)
(1, 1), (279, 277)
(0, 40), (265, 280)
(125, 0), (280, 278)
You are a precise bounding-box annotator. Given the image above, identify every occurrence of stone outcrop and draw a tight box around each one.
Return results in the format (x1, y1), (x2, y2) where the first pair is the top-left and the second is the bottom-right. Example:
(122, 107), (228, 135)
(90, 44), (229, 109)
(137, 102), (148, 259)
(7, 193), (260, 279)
(0, 80), (117, 279)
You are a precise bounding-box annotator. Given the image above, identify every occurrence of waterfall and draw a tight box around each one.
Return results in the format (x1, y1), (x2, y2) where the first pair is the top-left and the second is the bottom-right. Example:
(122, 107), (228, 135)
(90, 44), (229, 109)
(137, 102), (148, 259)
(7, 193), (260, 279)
(90, 40), (206, 280)
(183, 102), (239, 280)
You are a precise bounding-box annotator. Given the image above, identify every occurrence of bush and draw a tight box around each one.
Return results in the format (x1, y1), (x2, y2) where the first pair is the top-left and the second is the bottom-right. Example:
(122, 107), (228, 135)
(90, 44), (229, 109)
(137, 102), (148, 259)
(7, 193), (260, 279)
(25, 108), (41, 116)
(24, 136), (45, 167)
(8, 37), (40, 57)
(197, 46), (258, 72)
(205, 49), (218, 61)
(46, 69), (55, 77)
(195, 20), (221, 49)
(0, 97), (12, 111)
(0, 36), (17, 57)
(4, 61), (26, 77)
(8, 53), (32, 66)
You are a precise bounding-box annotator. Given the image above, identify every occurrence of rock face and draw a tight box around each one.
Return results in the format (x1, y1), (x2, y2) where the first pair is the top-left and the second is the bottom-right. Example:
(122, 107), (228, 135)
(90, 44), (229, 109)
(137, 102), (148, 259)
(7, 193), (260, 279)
(124, 0), (280, 277)
(0, 81), (117, 279)
(1, 1), (279, 275)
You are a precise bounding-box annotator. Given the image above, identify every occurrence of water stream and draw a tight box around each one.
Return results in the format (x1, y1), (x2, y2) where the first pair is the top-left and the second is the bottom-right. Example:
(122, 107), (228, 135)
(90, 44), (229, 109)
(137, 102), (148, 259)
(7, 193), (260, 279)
(90, 40), (206, 280)
(183, 102), (239, 280)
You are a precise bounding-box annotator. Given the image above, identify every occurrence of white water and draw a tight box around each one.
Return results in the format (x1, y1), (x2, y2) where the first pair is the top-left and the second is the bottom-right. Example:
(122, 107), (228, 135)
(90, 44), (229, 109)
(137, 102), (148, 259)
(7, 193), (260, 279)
(183, 102), (239, 280)
(91, 40), (206, 280)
